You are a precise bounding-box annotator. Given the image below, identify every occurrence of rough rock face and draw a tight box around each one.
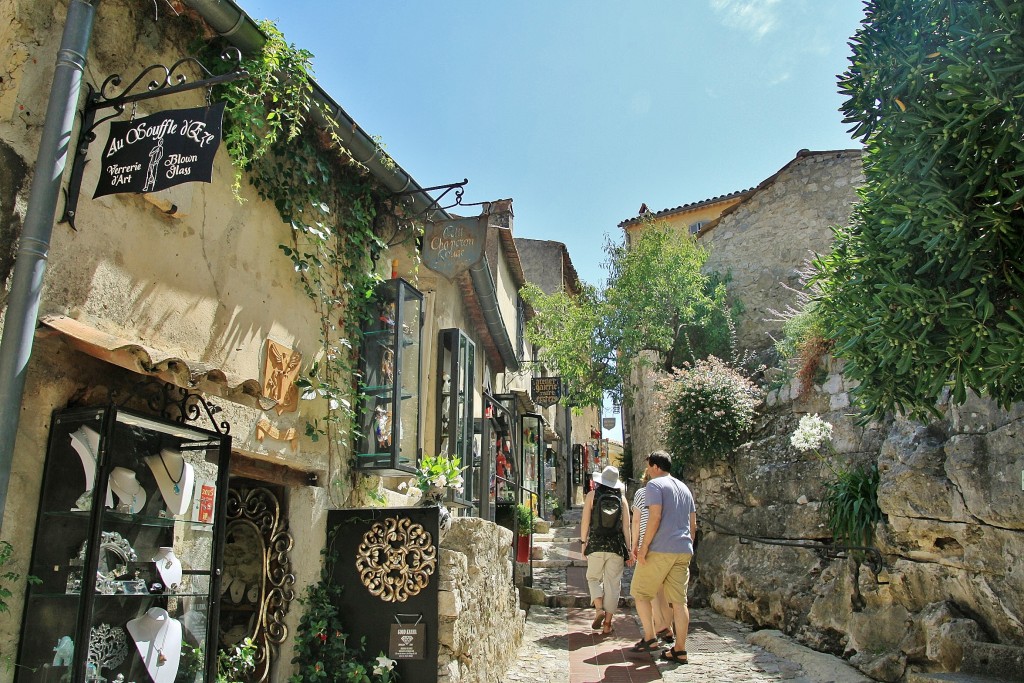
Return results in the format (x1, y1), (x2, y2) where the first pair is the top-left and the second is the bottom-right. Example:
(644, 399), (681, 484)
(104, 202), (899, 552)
(439, 518), (524, 682)
(678, 359), (1024, 681)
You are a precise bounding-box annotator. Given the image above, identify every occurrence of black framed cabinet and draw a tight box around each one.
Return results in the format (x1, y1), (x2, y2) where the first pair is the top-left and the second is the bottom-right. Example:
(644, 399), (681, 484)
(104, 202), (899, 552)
(436, 328), (475, 512)
(17, 406), (231, 683)
(355, 278), (424, 477)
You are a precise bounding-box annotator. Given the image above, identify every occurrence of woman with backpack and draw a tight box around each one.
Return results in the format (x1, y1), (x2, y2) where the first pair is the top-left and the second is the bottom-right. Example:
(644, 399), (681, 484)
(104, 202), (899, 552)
(580, 465), (632, 634)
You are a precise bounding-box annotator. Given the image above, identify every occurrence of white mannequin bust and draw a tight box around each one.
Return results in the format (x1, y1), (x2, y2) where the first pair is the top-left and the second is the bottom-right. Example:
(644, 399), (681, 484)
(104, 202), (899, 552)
(152, 547), (182, 589)
(69, 425), (110, 508)
(108, 467), (146, 514)
(126, 607), (182, 683)
(144, 449), (195, 516)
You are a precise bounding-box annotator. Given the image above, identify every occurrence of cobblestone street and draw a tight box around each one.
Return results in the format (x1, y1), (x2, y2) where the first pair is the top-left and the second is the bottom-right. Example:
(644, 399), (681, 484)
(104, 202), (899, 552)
(505, 511), (871, 683)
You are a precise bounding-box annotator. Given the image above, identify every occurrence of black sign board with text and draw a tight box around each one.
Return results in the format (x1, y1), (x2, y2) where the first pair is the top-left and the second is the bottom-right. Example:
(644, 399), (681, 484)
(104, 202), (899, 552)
(532, 376), (561, 407)
(327, 507), (439, 682)
(93, 102), (225, 198)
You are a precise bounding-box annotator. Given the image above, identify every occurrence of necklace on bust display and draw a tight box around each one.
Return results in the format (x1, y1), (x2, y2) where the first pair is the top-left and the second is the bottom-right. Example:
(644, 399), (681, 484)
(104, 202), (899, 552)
(155, 620), (170, 666)
(157, 451), (186, 494)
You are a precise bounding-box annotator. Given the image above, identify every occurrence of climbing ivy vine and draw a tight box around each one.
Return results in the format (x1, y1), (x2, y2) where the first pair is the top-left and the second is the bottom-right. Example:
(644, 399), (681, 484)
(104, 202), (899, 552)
(199, 21), (391, 500)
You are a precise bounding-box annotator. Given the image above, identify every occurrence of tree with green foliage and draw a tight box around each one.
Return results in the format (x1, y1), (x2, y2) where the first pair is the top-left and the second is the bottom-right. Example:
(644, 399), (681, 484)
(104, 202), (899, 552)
(521, 222), (731, 408)
(813, 0), (1024, 421)
(519, 281), (614, 409)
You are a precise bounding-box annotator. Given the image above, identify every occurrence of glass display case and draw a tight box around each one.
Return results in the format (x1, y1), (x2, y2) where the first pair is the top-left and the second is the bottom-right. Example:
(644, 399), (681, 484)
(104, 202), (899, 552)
(436, 329), (475, 513)
(17, 405), (230, 683)
(355, 278), (423, 476)
(520, 414), (544, 517)
(483, 393), (517, 526)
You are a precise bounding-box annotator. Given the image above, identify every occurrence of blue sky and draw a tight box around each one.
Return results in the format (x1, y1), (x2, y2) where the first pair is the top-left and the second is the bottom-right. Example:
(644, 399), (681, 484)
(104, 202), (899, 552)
(235, 1), (866, 438)
(237, 0), (864, 290)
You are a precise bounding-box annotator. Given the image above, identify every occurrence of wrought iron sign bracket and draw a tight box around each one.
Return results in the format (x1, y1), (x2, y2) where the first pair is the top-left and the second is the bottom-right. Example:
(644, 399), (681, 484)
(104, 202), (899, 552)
(393, 178), (470, 219)
(371, 179), (470, 263)
(112, 380), (231, 435)
(60, 47), (249, 229)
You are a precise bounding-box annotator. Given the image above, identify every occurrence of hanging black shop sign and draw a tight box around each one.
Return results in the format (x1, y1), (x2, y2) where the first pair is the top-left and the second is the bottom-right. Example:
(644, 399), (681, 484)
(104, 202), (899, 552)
(93, 102), (225, 198)
(421, 215), (488, 280)
(532, 376), (561, 407)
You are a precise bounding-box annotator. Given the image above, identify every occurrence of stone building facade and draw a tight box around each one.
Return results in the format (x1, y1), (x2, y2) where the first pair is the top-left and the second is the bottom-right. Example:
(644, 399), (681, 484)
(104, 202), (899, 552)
(0, 1), (558, 680)
(618, 148), (1024, 680)
(697, 149), (864, 351)
(513, 237), (600, 511)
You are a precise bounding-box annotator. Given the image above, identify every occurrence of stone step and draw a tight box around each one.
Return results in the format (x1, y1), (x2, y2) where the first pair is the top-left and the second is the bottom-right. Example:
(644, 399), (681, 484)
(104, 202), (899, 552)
(906, 673), (1013, 683)
(961, 642), (1024, 681)
(519, 587), (634, 610)
(531, 559), (585, 568)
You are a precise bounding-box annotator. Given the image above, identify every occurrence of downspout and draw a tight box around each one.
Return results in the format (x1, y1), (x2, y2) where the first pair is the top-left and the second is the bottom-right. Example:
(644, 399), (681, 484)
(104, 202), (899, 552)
(0, 0), (98, 528)
(469, 258), (520, 371)
(183, 0), (519, 369)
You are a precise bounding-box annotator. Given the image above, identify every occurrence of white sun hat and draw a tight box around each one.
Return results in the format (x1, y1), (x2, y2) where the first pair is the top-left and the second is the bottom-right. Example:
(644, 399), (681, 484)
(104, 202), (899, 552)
(592, 465), (624, 490)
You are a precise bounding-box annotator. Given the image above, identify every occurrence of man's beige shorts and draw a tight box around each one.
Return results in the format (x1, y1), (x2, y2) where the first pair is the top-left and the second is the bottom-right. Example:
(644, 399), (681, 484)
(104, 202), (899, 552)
(630, 551), (692, 605)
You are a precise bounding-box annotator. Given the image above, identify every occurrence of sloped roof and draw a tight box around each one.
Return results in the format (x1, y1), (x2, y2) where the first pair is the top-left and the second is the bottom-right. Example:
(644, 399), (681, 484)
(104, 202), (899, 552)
(695, 148), (862, 238)
(39, 314), (271, 409)
(618, 188), (753, 228)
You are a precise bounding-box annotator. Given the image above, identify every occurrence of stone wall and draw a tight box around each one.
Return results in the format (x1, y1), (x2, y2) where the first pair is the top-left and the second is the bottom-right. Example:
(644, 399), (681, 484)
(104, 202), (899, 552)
(689, 359), (1024, 681)
(699, 149), (863, 351)
(438, 518), (525, 682)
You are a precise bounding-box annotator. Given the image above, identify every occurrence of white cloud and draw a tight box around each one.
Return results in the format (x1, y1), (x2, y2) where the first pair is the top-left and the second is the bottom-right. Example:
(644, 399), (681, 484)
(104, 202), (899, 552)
(709, 0), (782, 40)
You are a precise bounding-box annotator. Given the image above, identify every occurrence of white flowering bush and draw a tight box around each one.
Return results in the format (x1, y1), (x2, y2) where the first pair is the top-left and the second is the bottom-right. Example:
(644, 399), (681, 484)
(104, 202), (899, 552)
(789, 414), (881, 549)
(659, 356), (763, 469)
(416, 453), (464, 496)
(790, 414), (834, 453)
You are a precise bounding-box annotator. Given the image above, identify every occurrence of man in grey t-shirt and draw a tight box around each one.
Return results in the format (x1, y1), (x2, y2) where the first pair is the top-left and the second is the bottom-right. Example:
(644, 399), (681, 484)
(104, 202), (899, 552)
(629, 450), (696, 663)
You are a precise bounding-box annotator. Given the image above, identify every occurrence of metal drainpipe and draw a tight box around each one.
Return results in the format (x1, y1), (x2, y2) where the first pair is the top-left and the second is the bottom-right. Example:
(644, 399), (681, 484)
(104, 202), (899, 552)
(0, 0), (98, 529)
(183, 0), (521, 370)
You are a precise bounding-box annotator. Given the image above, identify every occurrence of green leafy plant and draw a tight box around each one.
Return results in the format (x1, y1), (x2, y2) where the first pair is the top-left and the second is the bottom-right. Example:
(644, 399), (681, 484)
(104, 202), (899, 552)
(216, 638), (256, 683)
(414, 454), (464, 496)
(521, 221), (733, 411)
(290, 531), (398, 682)
(0, 541), (40, 670)
(199, 22), (391, 502)
(544, 492), (563, 521)
(824, 464), (881, 549)
(813, 0), (1024, 421)
(658, 356), (763, 471)
(176, 644), (204, 682)
(791, 414), (882, 548)
(774, 302), (834, 397)
(515, 503), (535, 536)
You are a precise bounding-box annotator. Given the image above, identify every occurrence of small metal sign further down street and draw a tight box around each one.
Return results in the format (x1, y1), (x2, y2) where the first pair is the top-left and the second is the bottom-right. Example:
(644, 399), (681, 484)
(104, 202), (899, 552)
(94, 102), (225, 198)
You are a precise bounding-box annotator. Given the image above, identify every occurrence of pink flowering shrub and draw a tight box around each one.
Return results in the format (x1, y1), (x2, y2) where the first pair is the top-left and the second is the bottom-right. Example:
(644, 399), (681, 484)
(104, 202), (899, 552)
(658, 356), (763, 469)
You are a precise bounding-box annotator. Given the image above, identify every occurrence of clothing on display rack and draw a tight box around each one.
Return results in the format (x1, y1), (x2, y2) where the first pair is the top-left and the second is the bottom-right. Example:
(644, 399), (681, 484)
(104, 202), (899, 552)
(126, 607), (182, 683)
(144, 449), (195, 516)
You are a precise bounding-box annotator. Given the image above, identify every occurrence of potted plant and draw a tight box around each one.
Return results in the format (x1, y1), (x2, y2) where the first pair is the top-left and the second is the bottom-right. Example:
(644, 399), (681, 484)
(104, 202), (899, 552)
(415, 453), (465, 503)
(515, 503), (535, 562)
(411, 453), (464, 540)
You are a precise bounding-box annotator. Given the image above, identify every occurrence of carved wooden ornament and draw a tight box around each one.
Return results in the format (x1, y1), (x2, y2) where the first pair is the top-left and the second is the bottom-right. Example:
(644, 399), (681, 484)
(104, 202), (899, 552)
(262, 340), (301, 414)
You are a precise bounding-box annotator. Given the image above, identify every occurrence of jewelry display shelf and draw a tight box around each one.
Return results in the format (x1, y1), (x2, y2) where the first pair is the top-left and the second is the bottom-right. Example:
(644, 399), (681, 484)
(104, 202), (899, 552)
(436, 328), (477, 517)
(354, 278), (424, 478)
(16, 405), (231, 683)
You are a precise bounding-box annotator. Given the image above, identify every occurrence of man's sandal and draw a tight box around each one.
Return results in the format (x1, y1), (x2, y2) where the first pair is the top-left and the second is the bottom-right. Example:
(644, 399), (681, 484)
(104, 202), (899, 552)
(591, 609), (605, 630)
(657, 628), (674, 643)
(661, 648), (688, 664)
(630, 638), (660, 653)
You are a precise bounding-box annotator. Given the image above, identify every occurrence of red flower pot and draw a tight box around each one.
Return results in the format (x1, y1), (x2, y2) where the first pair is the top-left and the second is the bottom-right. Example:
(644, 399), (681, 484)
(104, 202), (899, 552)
(516, 533), (532, 562)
